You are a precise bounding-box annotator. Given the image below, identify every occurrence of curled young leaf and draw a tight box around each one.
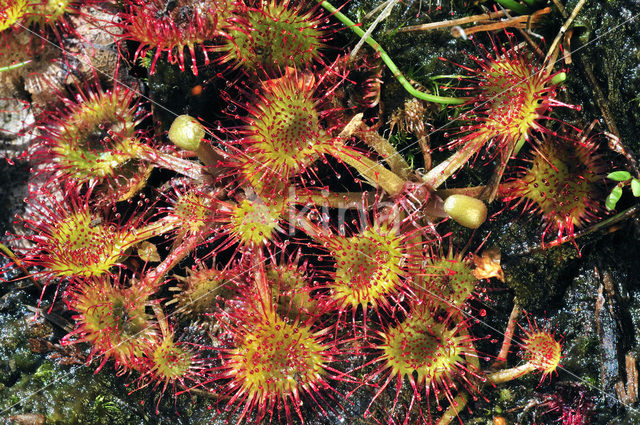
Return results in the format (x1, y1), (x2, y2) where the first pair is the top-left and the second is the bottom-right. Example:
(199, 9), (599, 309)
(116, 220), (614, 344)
(605, 185), (623, 211)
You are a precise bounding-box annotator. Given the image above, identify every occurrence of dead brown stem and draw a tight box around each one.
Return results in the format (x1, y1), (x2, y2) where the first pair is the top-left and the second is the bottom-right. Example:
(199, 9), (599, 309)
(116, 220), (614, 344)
(435, 181), (517, 201)
(460, 9), (550, 38)
(399, 10), (508, 33)
(563, 28), (574, 65)
(356, 121), (412, 179)
(418, 134), (432, 171)
(517, 28), (545, 57)
(616, 353), (639, 404)
(544, 0), (586, 75)
(289, 190), (375, 209)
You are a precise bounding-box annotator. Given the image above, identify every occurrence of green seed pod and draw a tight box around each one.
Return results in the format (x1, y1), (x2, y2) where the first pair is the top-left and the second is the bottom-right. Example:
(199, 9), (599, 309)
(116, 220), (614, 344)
(168, 115), (205, 152)
(443, 194), (487, 229)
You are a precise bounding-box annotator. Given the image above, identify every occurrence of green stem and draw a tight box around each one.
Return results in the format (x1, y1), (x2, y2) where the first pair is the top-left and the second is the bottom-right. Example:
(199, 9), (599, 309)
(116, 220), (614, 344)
(195, 142), (226, 172)
(0, 243), (21, 268)
(288, 190), (375, 208)
(333, 147), (406, 196)
(318, 1), (465, 105)
(0, 60), (32, 73)
(142, 232), (200, 288)
(495, 0), (530, 15)
(141, 149), (205, 182)
(421, 135), (485, 190)
(357, 122), (411, 179)
(513, 134), (527, 157)
(435, 181), (517, 200)
(131, 216), (181, 243)
(436, 392), (468, 425)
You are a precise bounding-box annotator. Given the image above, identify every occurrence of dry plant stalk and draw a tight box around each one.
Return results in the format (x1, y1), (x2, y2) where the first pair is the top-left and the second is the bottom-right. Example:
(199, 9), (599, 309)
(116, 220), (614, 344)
(615, 353), (638, 404)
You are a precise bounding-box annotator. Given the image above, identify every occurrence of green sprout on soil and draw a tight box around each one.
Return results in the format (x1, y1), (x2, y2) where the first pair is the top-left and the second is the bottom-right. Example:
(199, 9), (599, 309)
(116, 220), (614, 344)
(605, 170), (640, 211)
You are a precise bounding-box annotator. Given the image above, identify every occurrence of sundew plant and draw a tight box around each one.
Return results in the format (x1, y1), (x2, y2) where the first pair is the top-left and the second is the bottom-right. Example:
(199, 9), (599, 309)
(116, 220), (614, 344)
(1, 1), (639, 424)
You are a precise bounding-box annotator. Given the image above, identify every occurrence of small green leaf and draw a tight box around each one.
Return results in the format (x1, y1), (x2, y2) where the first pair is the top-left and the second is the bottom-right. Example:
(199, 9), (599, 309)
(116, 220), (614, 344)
(632, 178), (640, 197)
(607, 171), (632, 181)
(605, 186), (623, 210)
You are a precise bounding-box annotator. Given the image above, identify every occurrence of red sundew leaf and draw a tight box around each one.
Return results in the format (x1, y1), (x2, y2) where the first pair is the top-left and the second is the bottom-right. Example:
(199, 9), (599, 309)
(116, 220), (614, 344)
(217, 0), (333, 74)
(116, 0), (236, 75)
(442, 34), (570, 165)
(210, 266), (353, 425)
(503, 128), (607, 244)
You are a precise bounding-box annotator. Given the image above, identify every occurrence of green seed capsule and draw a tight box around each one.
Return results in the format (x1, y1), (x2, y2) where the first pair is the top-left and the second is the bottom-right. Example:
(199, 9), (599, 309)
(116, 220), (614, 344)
(168, 115), (204, 152)
(443, 194), (487, 229)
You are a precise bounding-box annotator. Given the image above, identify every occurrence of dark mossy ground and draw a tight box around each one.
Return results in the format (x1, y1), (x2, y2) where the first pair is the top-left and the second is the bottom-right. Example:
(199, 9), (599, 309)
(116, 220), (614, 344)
(2, 1), (640, 424)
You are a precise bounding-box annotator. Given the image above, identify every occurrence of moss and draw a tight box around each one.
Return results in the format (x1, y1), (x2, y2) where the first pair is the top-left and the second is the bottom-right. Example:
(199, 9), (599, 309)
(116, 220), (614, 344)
(490, 213), (581, 311)
(0, 289), (148, 425)
(564, 0), (640, 148)
(506, 251), (579, 311)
